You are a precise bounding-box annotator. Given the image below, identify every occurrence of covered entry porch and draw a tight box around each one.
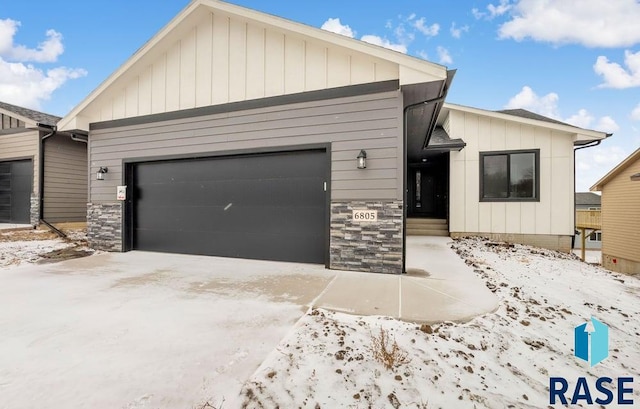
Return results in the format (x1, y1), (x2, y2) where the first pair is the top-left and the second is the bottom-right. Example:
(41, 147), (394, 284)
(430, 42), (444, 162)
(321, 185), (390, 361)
(405, 112), (465, 237)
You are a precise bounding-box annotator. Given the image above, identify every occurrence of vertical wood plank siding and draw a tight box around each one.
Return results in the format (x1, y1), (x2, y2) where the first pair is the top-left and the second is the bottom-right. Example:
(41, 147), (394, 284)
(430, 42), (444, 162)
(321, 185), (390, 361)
(43, 133), (88, 222)
(89, 90), (403, 202)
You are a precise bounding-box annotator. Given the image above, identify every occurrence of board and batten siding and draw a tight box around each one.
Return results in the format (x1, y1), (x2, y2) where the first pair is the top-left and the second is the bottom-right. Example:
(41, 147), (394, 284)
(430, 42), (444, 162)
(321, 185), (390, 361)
(43, 133), (88, 222)
(601, 158), (640, 263)
(89, 90), (403, 202)
(448, 110), (575, 236)
(0, 130), (39, 195)
(80, 12), (399, 126)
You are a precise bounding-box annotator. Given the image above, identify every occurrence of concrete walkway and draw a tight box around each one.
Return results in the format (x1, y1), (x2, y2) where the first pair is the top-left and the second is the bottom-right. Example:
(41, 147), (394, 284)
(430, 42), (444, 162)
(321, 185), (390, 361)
(313, 236), (498, 323)
(0, 223), (33, 231)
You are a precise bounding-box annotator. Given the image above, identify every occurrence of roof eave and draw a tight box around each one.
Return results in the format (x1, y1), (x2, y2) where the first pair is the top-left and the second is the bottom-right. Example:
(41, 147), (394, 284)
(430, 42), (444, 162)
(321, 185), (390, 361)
(443, 102), (609, 140)
(59, 0), (448, 132)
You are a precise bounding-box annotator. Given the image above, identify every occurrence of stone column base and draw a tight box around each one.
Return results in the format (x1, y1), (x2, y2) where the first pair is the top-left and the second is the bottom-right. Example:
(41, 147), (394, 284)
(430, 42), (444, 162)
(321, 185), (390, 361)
(330, 200), (403, 274)
(87, 202), (123, 251)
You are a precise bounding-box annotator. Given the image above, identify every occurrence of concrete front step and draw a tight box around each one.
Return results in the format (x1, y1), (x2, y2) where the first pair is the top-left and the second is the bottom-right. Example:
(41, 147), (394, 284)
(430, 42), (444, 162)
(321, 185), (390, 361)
(406, 229), (450, 237)
(407, 218), (447, 225)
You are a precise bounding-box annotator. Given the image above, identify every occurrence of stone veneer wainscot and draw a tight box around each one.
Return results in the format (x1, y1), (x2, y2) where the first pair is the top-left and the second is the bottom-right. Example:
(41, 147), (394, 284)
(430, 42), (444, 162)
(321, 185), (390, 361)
(330, 201), (403, 274)
(87, 203), (123, 251)
(30, 195), (40, 226)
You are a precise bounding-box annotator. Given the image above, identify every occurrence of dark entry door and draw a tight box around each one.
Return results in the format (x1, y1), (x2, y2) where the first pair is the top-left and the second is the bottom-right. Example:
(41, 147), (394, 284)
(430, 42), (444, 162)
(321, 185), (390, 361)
(130, 150), (327, 264)
(0, 160), (32, 223)
(408, 166), (447, 218)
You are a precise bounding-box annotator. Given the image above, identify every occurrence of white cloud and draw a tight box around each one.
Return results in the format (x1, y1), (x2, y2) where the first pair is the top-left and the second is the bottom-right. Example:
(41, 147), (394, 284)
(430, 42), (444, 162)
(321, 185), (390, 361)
(595, 116), (620, 133)
(0, 57), (87, 110)
(594, 50), (640, 89)
(473, 0), (512, 20)
(565, 109), (594, 129)
(506, 86), (619, 133)
(360, 35), (407, 54)
(321, 18), (355, 38)
(416, 50), (429, 60)
(413, 18), (440, 37)
(437, 46), (453, 65)
(505, 86), (560, 119)
(498, 0), (640, 47)
(632, 103), (640, 121)
(0, 19), (64, 63)
(450, 23), (469, 39)
(575, 144), (628, 191)
(0, 19), (86, 110)
(488, 0), (513, 18)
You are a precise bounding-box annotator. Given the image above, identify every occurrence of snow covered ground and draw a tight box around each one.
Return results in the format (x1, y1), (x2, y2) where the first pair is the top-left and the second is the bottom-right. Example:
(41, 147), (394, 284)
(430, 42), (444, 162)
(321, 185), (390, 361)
(0, 229), (74, 267)
(572, 249), (602, 264)
(2, 231), (638, 408)
(242, 237), (640, 408)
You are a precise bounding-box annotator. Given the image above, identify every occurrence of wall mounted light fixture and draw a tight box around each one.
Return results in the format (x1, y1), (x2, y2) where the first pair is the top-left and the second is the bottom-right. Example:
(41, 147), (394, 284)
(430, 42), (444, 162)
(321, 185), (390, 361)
(356, 150), (367, 169)
(97, 167), (108, 181)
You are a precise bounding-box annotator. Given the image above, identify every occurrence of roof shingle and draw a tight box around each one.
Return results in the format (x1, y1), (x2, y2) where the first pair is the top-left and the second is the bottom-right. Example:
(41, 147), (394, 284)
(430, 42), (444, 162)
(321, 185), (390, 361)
(0, 101), (61, 127)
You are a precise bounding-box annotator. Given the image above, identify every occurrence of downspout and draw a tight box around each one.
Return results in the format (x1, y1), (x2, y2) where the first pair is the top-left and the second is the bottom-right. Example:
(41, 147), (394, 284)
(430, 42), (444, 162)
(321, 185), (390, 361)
(402, 94), (447, 274)
(36, 123), (68, 238)
(38, 124), (56, 223)
(572, 138), (606, 248)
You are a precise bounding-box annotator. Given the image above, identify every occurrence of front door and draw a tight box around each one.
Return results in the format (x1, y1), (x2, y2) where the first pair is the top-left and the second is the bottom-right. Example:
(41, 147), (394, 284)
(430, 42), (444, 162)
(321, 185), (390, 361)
(408, 160), (448, 218)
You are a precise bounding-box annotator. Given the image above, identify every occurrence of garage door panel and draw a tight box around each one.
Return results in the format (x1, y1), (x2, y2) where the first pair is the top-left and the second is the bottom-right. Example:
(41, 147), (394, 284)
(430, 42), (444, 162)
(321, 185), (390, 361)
(135, 177), (324, 208)
(0, 160), (32, 223)
(132, 150), (326, 264)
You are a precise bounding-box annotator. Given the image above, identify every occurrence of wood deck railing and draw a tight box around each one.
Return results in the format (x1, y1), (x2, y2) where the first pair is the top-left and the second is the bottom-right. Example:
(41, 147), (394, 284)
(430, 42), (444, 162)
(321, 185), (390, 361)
(576, 209), (601, 230)
(575, 209), (601, 262)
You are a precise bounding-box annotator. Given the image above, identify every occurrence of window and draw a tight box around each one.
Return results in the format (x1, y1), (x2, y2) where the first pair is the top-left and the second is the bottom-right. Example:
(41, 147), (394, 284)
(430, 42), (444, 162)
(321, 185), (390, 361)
(588, 232), (602, 242)
(480, 150), (539, 201)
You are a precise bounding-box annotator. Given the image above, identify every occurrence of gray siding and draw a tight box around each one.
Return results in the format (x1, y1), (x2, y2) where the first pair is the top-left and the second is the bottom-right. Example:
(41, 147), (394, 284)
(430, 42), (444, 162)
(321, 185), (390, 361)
(43, 133), (88, 222)
(0, 130), (39, 194)
(89, 90), (403, 203)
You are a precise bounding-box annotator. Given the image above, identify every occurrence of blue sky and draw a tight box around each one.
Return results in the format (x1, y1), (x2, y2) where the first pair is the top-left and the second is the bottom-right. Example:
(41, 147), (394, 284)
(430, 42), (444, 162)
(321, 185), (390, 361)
(1, 0), (639, 191)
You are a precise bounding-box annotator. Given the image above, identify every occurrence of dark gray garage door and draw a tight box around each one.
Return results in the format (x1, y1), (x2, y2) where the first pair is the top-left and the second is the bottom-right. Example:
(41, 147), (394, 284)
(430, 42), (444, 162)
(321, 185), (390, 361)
(0, 160), (32, 223)
(132, 150), (327, 264)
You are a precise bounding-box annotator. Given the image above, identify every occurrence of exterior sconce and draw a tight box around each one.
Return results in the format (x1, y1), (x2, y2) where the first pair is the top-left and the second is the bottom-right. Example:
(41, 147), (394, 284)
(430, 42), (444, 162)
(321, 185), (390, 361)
(631, 173), (640, 181)
(357, 150), (367, 169)
(97, 167), (108, 180)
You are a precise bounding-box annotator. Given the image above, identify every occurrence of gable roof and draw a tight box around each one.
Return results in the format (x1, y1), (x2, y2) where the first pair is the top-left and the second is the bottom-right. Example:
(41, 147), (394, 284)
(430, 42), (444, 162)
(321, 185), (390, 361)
(497, 109), (572, 127)
(575, 192), (601, 206)
(591, 148), (640, 191)
(0, 101), (60, 127)
(58, 0), (448, 132)
(440, 103), (609, 144)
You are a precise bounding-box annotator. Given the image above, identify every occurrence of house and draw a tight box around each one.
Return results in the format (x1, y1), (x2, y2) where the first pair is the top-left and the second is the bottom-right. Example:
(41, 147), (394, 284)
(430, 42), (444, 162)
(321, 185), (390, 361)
(0, 101), (88, 226)
(573, 192), (602, 250)
(591, 148), (640, 274)
(57, 0), (608, 274)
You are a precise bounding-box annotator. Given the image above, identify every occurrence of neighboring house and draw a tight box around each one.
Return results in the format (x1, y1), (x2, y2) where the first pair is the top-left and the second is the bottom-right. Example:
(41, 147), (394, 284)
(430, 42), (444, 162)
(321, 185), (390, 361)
(0, 101), (88, 226)
(573, 192), (602, 250)
(591, 148), (640, 274)
(57, 0), (608, 274)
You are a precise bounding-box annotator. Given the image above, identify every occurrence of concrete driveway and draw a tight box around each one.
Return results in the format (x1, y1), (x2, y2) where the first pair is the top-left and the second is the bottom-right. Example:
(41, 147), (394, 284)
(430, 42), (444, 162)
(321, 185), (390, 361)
(0, 237), (496, 408)
(0, 252), (334, 408)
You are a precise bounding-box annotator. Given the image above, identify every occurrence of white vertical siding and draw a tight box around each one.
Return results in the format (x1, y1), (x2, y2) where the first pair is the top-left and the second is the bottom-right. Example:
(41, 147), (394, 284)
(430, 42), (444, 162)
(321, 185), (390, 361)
(449, 110), (575, 236)
(83, 12), (399, 124)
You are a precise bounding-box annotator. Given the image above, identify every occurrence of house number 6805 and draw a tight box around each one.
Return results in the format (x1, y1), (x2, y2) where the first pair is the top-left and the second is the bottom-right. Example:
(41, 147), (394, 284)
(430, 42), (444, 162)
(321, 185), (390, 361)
(352, 210), (378, 222)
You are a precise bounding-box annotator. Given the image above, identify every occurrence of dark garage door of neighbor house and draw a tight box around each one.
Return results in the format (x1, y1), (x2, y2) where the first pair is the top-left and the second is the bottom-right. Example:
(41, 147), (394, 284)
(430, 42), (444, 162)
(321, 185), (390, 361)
(0, 160), (32, 223)
(131, 150), (327, 264)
